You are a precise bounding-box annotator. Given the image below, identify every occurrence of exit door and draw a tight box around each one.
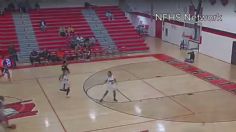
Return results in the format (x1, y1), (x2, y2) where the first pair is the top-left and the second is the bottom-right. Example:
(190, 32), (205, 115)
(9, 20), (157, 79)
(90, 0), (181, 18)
(231, 41), (236, 65)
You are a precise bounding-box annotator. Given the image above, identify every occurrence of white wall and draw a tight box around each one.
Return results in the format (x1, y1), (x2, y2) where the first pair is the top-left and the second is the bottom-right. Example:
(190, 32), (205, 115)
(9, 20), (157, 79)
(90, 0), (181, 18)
(162, 22), (183, 46)
(123, 0), (236, 32)
(126, 13), (156, 37)
(202, 0), (236, 34)
(122, 0), (236, 63)
(200, 32), (233, 63)
(162, 20), (234, 63)
(200, 0), (235, 63)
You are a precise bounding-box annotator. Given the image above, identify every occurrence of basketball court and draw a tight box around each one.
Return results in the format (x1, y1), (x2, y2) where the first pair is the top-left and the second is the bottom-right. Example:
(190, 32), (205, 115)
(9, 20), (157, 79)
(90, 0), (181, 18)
(1, 37), (236, 132)
(1, 0), (236, 131)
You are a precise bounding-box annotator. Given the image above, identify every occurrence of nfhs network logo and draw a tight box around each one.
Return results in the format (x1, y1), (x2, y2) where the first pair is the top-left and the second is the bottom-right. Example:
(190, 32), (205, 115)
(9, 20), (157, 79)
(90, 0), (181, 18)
(155, 13), (222, 22)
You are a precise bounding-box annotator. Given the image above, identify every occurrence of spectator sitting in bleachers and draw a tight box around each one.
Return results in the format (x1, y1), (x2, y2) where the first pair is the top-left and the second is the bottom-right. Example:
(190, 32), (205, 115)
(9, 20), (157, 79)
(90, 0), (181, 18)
(30, 50), (40, 65)
(89, 36), (96, 46)
(106, 46), (115, 55)
(80, 46), (86, 57)
(84, 37), (90, 47)
(7, 3), (15, 11)
(76, 35), (84, 42)
(59, 26), (66, 37)
(39, 49), (51, 63)
(67, 25), (75, 36)
(70, 35), (78, 49)
(56, 49), (65, 61)
(34, 2), (40, 10)
(40, 19), (47, 32)
(84, 47), (91, 60)
(74, 45), (80, 60)
(0, 8), (5, 16)
(18, 1), (28, 13)
(84, 2), (93, 8)
(24, 0), (31, 13)
(76, 35), (85, 46)
(105, 11), (113, 21)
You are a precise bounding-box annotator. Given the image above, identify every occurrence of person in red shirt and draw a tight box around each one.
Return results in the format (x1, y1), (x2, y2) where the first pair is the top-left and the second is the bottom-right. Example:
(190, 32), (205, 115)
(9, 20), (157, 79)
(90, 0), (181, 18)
(56, 49), (65, 61)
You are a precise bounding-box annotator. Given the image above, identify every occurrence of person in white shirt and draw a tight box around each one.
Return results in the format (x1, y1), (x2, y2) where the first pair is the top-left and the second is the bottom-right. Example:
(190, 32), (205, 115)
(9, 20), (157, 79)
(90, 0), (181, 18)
(40, 19), (46, 32)
(59, 71), (70, 97)
(105, 11), (113, 21)
(100, 71), (118, 102)
(89, 36), (96, 46)
(76, 35), (85, 46)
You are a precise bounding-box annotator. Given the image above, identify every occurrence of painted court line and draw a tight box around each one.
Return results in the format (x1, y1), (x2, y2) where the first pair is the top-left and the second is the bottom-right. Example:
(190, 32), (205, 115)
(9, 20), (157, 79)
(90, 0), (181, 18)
(120, 67), (195, 114)
(36, 78), (67, 132)
(83, 119), (156, 132)
(117, 89), (132, 102)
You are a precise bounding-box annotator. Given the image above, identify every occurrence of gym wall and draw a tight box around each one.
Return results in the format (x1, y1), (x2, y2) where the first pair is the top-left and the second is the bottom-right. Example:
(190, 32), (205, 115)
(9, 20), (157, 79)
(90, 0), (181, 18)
(121, 0), (236, 63)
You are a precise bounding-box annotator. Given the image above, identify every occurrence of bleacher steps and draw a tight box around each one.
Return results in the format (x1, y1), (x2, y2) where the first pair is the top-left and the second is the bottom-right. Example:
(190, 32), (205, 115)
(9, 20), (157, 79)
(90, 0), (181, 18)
(12, 13), (39, 63)
(82, 9), (117, 51)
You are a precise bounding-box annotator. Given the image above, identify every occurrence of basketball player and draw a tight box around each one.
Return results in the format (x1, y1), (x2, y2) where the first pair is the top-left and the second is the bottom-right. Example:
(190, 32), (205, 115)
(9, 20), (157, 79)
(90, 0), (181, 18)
(1, 59), (12, 82)
(0, 96), (16, 129)
(61, 60), (70, 74)
(100, 71), (118, 102)
(59, 71), (70, 97)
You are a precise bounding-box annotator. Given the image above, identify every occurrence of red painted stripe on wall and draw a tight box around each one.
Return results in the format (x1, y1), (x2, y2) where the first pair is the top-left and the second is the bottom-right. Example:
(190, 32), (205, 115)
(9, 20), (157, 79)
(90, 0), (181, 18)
(202, 27), (236, 39)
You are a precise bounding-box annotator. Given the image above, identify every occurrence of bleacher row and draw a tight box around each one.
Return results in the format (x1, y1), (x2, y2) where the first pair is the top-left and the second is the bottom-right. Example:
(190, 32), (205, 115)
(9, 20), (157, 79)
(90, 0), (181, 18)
(0, 6), (149, 58)
(0, 12), (19, 55)
(94, 6), (149, 52)
(29, 7), (97, 50)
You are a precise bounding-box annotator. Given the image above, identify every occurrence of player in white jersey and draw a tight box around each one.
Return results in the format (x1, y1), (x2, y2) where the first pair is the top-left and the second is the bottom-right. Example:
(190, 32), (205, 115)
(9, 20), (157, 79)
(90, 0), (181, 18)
(100, 71), (118, 102)
(59, 71), (70, 97)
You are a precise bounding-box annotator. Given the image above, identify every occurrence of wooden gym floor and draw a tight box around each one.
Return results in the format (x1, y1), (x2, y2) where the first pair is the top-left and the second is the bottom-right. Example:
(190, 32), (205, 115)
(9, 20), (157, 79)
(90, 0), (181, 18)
(1, 37), (236, 132)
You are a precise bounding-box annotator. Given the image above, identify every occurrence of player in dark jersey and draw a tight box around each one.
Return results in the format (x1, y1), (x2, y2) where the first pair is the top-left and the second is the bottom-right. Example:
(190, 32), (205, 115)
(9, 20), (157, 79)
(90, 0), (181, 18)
(61, 60), (70, 74)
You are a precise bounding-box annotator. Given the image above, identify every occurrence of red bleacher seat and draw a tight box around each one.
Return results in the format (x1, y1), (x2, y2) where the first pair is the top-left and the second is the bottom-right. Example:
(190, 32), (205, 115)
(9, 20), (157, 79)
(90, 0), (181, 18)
(29, 7), (101, 51)
(0, 12), (19, 55)
(94, 6), (149, 53)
